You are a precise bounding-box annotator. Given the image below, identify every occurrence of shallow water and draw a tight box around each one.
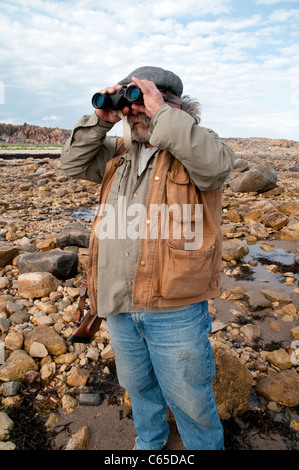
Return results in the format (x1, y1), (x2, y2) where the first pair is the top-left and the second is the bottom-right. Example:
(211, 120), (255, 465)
(68, 207), (96, 222)
(233, 239), (298, 293)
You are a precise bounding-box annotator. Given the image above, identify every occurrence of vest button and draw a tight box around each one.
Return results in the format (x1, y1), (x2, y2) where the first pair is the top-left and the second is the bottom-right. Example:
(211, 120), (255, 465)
(140, 260), (146, 266)
(154, 176), (160, 181)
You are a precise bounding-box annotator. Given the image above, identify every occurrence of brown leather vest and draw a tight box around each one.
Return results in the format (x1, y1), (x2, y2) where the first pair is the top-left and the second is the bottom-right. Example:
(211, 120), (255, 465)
(87, 139), (223, 315)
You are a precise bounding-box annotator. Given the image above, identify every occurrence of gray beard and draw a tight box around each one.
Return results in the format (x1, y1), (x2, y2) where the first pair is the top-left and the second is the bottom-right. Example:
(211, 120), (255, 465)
(128, 114), (152, 143)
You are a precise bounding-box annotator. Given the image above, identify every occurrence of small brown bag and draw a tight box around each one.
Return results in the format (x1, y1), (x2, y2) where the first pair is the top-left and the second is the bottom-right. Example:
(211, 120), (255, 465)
(67, 273), (102, 344)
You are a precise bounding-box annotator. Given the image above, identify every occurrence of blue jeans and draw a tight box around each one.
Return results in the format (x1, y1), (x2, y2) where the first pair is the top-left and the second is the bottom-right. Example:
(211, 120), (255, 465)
(107, 301), (224, 450)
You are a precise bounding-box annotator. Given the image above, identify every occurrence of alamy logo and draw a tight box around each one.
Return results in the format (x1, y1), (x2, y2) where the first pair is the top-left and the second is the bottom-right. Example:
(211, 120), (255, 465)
(94, 197), (204, 250)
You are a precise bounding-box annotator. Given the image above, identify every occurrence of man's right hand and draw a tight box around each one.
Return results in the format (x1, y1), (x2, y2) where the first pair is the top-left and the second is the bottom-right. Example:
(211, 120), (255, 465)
(95, 84), (130, 123)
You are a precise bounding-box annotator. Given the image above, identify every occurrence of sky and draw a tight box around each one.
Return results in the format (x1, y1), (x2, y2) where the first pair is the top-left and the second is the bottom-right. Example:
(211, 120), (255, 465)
(0, 0), (298, 140)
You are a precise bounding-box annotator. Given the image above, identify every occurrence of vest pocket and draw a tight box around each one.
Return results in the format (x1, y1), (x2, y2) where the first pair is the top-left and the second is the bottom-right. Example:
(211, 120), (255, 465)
(161, 242), (216, 300)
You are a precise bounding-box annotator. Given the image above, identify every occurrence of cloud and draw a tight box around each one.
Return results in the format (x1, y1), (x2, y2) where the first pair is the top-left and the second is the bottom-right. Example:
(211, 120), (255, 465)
(255, 0), (298, 4)
(0, 0), (298, 139)
(42, 115), (62, 121)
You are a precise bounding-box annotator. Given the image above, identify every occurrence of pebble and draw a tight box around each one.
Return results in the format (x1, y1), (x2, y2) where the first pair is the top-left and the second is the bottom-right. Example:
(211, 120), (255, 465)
(0, 381), (21, 397)
(79, 392), (103, 406)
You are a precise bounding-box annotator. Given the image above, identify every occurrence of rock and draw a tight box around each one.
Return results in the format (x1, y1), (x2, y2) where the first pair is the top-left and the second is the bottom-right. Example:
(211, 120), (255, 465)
(280, 217), (299, 241)
(256, 370), (299, 406)
(6, 301), (23, 316)
(244, 290), (272, 311)
(269, 320), (281, 331)
(263, 186), (285, 197)
(222, 239), (249, 262)
(264, 348), (294, 370)
(0, 411), (14, 441)
(86, 347), (100, 362)
(65, 425), (89, 450)
(40, 362), (56, 381)
(246, 220), (269, 239)
(0, 350), (38, 382)
(233, 159), (249, 172)
(0, 441), (16, 450)
(67, 366), (90, 387)
(32, 315), (55, 327)
(229, 163), (277, 193)
(9, 310), (30, 325)
(239, 200), (289, 230)
(79, 392), (103, 406)
(211, 341), (253, 420)
(36, 236), (56, 252)
(17, 272), (62, 299)
(4, 332), (24, 351)
(276, 201), (299, 216)
(54, 352), (77, 365)
(260, 289), (291, 304)
(24, 325), (67, 356)
(0, 317), (10, 334)
(0, 277), (9, 289)
(0, 122), (71, 145)
(62, 394), (78, 411)
(263, 207), (289, 231)
(281, 303), (297, 316)
(290, 326), (299, 340)
(29, 341), (48, 358)
(240, 323), (261, 341)
(37, 301), (57, 314)
(0, 241), (19, 268)
(0, 381), (22, 397)
(101, 344), (115, 360)
(56, 222), (90, 249)
(22, 370), (41, 386)
(260, 243), (274, 252)
(17, 248), (78, 280)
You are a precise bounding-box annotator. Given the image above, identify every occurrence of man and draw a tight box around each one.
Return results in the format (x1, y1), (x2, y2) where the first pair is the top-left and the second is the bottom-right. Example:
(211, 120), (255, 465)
(60, 66), (235, 450)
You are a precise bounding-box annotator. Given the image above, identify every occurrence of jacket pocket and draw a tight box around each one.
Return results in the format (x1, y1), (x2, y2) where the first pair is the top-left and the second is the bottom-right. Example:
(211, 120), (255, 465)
(161, 241), (216, 300)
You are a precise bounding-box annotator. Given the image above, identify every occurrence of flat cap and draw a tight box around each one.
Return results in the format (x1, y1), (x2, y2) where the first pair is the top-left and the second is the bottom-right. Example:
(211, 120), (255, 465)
(118, 66), (183, 97)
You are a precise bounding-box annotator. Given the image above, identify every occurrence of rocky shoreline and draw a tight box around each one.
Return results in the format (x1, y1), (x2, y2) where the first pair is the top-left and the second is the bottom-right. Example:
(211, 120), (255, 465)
(0, 137), (298, 450)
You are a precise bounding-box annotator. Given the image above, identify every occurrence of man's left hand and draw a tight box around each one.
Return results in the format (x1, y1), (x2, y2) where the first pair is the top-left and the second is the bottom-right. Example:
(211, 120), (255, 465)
(130, 77), (165, 118)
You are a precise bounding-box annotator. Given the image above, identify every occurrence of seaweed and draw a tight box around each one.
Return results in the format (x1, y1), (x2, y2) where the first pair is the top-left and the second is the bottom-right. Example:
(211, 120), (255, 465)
(256, 256), (299, 275)
(233, 265), (255, 281)
(3, 382), (68, 450)
(223, 409), (299, 450)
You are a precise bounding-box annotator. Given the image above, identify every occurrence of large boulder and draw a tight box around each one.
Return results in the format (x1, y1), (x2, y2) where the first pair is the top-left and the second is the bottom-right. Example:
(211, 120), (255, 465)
(229, 162), (277, 193)
(17, 272), (61, 299)
(212, 341), (253, 420)
(56, 222), (90, 248)
(222, 239), (249, 262)
(24, 325), (67, 356)
(17, 248), (78, 280)
(0, 350), (38, 382)
(239, 200), (289, 230)
(256, 370), (299, 407)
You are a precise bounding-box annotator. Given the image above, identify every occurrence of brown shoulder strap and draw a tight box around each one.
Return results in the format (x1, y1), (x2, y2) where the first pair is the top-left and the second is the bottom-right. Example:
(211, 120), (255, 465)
(114, 138), (126, 157)
(76, 271), (88, 321)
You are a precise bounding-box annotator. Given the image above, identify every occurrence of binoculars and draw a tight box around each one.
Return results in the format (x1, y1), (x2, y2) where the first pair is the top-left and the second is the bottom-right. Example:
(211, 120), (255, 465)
(91, 85), (143, 110)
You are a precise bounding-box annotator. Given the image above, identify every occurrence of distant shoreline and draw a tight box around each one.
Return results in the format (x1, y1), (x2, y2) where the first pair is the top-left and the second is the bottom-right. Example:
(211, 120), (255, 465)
(0, 149), (62, 159)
